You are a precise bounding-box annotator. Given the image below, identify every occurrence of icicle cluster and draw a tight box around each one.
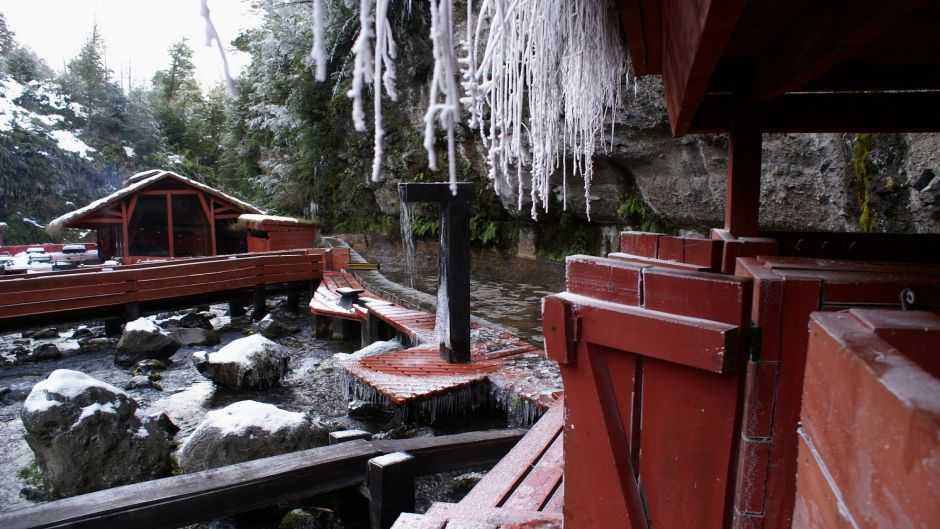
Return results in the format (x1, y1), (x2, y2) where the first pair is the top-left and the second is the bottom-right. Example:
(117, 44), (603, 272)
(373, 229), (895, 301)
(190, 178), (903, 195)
(200, 0), (239, 97)
(312, 0), (629, 215)
(463, 0), (629, 219)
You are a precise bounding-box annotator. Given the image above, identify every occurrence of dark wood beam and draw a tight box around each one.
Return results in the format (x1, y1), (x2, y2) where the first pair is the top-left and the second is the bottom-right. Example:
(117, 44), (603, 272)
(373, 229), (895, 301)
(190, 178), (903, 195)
(754, 0), (923, 100)
(724, 71), (762, 238)
(689, 91), (940, 133)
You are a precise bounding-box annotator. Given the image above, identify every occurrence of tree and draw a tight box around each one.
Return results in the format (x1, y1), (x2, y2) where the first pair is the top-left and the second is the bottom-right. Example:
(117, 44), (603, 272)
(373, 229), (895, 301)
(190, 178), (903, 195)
(151, 39), (204, 152)
(0, 13), (16, 57)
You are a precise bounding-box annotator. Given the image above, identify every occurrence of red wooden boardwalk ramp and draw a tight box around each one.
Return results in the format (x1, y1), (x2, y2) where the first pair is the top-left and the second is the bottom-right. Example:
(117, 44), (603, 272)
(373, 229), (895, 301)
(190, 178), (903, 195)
(391, 401), (564, 529)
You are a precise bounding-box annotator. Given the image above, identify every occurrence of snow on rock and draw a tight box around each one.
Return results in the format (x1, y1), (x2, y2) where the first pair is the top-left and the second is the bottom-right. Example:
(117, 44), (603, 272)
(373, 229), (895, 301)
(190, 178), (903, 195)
(192, 334), (289, 389)
(334, 339), (402, 362)
(178, 400), (326, 472)
(0, 77), (95, 160)
(20, 369), (172, 499)
(47, 129), (96, 160)
(115, 317), (181, 366)
(122, 146), (136, 157)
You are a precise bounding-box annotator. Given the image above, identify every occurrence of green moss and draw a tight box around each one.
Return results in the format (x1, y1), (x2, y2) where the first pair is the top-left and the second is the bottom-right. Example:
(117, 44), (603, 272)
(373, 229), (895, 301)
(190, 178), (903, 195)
(852, 133), (877, 233)
(617, 192), (676, 234)
(17, 460), (43, 488)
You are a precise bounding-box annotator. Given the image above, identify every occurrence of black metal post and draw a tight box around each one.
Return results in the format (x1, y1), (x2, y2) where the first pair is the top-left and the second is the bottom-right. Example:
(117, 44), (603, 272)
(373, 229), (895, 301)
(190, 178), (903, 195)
(399, 182), (475, 363)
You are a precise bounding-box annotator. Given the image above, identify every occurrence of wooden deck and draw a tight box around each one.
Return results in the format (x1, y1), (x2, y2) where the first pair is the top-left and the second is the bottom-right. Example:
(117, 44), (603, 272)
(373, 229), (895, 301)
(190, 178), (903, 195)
(0, 249), (329, 331)
(391, 402), (564, 529)
(310, 270), (386, 321)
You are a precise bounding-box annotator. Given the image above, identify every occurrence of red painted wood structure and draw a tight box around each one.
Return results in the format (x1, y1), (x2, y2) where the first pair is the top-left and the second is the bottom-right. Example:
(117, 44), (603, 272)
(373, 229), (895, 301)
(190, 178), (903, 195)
(536, 2), (940, 529)
(47, 170), (262, 263)
(0, 248), (329, 332)
(795, 309), (940, 528)
(238, 214), (320, 253)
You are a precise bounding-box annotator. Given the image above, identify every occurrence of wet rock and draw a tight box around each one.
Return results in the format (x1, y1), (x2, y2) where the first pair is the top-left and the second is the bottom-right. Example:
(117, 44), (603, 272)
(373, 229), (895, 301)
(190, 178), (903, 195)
(180, 312), (214, 330)
(192, 334), (289, 390)
(24, 328), (60, 339)
(30, 343), (62, 362)
(153, 412), (180, 436)
(217, 315), (252, 333)
(19, 486), (44, 502)
(115, 318), (181, 366)
(255, 315), (300, 340)
(178, 401), (325, 472)
(21, 369), (172, 499)
(1, 383), (33, 403)
(79, 337), (111, 351)
(12, 338), (31, 346)
(125, 376), (162, 391)
(279, 508), (342, 529)
(347, 399), (392, 420)
(131, 359), (169, 377)
(173, 328), (221, 346)
(71, 327), (94, 340)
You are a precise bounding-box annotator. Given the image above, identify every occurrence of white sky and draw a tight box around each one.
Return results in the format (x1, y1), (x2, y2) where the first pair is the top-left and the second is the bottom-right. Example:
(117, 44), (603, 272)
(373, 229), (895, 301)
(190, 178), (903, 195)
(0, 0), (263, 90)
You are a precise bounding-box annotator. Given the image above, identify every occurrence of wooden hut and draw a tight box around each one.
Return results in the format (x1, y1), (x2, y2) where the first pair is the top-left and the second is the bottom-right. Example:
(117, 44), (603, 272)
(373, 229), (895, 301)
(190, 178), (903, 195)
(47, 170), (262, 262)
(237, 214), (320, 253)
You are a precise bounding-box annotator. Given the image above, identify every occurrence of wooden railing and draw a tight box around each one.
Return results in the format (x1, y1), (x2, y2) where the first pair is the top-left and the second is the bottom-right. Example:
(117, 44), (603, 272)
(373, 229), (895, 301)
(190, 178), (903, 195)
(0, 429), (524, 529)
(0, 249), (330, 331)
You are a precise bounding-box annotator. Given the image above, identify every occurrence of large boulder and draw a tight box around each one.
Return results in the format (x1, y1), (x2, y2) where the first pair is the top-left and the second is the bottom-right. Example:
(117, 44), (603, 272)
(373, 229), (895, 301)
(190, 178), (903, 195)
(178, 400), (325, 472)
(255, 315), (300, 340)
(173, 327), (221, 346)
(20, 369), (172, 499)
(192, 334), (289, 390)
(115, 318), (181, 366)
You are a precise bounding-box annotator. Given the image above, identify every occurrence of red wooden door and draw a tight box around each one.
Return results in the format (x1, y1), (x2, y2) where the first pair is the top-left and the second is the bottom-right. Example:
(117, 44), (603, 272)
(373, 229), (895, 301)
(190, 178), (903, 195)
(543, 255), (752, 529)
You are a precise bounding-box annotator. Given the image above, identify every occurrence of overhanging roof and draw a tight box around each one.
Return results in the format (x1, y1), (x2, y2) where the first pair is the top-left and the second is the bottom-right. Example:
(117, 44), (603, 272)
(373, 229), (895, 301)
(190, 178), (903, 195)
(47, 170), (263, 236)
(618, 0), (940, 135)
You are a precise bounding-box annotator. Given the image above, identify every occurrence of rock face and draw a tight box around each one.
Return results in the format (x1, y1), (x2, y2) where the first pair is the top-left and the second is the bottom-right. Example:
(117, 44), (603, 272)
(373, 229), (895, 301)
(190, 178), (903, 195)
(115, 318), (181, 366)
(20, 369), (172, 499)
(178, 400), (325, 472)
(192, 334), (289, 390)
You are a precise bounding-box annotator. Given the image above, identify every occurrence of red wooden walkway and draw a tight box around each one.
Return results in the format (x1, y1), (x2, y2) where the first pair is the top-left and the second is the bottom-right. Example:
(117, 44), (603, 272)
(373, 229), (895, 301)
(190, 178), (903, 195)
(391, 402), (564, 529)
(0, 249), (329, 331)
(311, 270), (560, 421)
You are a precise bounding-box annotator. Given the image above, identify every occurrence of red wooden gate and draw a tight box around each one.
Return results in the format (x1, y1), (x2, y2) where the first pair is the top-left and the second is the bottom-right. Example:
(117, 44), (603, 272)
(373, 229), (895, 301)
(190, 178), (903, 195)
(543, 255), (752, 529)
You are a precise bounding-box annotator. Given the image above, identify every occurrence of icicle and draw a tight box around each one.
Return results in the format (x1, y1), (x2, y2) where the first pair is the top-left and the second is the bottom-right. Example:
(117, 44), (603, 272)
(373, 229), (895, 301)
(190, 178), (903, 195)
(424, 0), (462, 195)
(347, 0), (375, 132)
(200, 0), (239, 97)
(310, 0), (327, 81)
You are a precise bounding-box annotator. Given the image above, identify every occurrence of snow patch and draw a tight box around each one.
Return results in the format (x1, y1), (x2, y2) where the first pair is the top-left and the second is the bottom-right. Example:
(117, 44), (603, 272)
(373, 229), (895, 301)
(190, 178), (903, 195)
(124, 317), (160, 334)
(188, 400), (307, 439)
(123, 146), (136, 158)
(334, 338), (402, 361)
(24, 369), (127, 414)
(206, 334), (281, 367)
(48, 129), (96, 160)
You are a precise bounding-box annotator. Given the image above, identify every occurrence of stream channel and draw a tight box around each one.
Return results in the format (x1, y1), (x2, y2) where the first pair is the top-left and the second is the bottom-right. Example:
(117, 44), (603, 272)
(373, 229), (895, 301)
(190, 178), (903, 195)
(0, 237), (565, 525)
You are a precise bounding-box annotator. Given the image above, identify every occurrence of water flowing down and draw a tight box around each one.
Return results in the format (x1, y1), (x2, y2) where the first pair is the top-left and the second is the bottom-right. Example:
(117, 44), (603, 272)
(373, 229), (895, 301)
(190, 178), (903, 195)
(399, 201), (418, 289)
(435, 230), (451, 349)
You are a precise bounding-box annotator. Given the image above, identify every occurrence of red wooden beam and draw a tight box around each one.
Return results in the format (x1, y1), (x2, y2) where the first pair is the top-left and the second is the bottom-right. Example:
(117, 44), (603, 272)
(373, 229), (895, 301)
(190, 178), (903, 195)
(753, 0), (924, 100)
(660, 0), (749, 135)
(166, 194), (174, 258)
(724, 72), (762, 238)
(618, 0), (662, 75)
(546, 292), (740, 373)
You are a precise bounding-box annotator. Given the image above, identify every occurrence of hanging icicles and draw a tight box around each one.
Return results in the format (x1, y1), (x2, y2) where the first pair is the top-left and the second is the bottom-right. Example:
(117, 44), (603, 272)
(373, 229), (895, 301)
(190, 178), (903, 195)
(334, 0), (628, 214)
(309, 0), (327, 81)
(200, 0), (239, 97)
(462, 0), (630, 220)
(425, 0), (462, 195)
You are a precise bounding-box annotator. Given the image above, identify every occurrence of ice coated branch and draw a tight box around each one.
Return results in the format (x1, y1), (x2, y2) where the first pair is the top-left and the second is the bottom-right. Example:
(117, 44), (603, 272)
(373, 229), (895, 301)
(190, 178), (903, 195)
(200, 0), (239, 97)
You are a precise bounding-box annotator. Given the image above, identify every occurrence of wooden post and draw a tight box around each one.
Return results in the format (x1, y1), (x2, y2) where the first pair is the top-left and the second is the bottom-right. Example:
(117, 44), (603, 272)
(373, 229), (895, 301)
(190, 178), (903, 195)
(367, 452), (416, 529)
(124, 302), (140, 323)
(252, 286), (267, 321)
(121, 201), (130, 259)
(329, 430), (373, 445)
(228, 301), (246, 318)
(166, 194), (175, 258)
(725, 69), (763, 238)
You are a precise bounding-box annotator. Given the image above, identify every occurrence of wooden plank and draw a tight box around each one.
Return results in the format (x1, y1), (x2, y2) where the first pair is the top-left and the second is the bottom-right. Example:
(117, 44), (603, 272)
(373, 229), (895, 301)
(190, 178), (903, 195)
(639, 357), (741, 529)
(642, 268), (751, 327)
(501, 433), (564, 511)
(370, 429), (526, 476)
(0, 293), (132, 319)
(608, 253), (711, 273)
(461, 404), (563, 508)
(557, 292), (740, 373)
(619, 232), (660, 258)
(0, 440), (381, 529)
(369, 452), (416, 529)
(5, 281), (132, 305)
(565, 255), (643, 307)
